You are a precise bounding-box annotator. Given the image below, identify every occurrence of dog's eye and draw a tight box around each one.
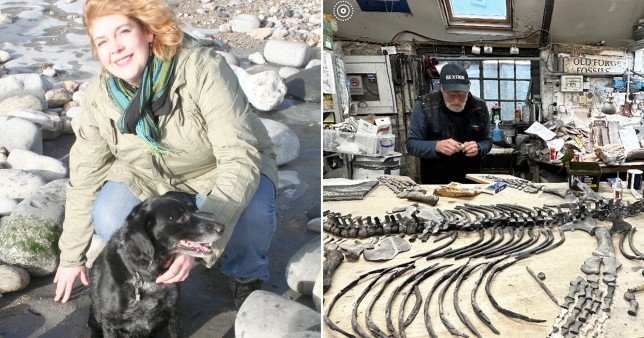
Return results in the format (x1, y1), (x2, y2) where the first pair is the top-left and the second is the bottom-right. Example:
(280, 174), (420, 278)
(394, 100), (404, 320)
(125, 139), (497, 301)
(168, 216), (174, 221)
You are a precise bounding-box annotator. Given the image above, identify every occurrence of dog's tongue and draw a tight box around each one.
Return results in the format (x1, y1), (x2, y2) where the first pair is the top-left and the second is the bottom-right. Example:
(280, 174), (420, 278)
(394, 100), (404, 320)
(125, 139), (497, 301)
(178, 240), (212, 254)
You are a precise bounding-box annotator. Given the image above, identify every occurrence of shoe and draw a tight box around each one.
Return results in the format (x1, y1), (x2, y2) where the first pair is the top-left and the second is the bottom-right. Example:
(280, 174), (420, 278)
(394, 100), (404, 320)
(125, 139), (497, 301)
(229, 278), (262, 309)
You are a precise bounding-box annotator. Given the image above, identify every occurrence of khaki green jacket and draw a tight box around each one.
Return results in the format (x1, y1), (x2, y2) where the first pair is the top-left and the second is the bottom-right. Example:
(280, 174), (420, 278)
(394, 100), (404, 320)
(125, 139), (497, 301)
(58, 38), (277, 268)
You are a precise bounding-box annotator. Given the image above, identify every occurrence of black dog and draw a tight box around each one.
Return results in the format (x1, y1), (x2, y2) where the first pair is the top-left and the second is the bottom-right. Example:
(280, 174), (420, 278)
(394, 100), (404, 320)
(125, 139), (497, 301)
(88, 191), (224, 337)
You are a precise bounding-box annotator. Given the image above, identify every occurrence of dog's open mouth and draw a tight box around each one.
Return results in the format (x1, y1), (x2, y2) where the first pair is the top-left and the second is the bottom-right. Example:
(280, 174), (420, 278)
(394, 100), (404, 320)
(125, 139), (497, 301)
(175, 239), (213, 257)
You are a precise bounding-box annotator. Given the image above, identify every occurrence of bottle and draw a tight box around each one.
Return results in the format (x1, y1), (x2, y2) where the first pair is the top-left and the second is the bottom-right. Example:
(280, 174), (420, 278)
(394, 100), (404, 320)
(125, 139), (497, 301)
(614, 177), (623, 200)
(490, 103), (501, 123)
(514, 107), (521, 123)
(492, 121), (501, 142)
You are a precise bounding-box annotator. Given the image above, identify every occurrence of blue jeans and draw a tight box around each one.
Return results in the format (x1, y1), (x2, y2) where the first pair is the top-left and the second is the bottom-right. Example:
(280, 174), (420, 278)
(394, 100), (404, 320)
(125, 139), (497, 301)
(91, 175), (276, 281)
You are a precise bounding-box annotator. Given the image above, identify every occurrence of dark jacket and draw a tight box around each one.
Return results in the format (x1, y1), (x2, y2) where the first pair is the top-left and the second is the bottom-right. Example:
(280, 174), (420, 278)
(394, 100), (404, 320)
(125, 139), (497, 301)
(406, 91), (492, 184)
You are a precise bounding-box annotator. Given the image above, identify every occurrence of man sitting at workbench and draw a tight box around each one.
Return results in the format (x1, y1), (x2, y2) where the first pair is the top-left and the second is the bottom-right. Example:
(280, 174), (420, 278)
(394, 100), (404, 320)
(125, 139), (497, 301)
(406, 62), (493, 184)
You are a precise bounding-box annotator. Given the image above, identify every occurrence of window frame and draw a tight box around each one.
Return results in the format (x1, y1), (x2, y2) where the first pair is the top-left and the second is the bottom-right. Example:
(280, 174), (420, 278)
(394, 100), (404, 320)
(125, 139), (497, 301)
(438, 0), (513, 31)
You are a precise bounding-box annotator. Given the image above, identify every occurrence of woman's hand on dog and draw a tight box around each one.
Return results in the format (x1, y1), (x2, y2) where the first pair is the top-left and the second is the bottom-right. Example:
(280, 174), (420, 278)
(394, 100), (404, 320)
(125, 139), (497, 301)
(53, 265), (89, 303)
(155, 253), (196, 284)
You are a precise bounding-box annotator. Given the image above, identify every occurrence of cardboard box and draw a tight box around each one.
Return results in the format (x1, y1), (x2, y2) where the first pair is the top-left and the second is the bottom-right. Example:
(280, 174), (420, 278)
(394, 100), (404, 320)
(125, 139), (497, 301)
(568, 162), (601, 192)
(375, 117), (391, 134)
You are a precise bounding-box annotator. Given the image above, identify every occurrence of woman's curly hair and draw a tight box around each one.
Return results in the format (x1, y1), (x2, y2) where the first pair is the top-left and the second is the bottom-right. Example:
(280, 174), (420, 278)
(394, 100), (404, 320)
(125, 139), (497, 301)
(83, 0), (183, 61)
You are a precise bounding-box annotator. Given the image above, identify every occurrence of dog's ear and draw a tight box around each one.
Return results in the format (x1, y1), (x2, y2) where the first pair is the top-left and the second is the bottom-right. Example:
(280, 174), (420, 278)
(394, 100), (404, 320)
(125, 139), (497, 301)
(118, 203), (156, 274)
(162, 191), (197, 210)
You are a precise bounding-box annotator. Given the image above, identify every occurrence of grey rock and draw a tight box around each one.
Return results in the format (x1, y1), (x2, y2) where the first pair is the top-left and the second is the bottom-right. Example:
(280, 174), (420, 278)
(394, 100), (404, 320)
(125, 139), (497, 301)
(42, 111), (64, 140)
(306, 217), (320, 233)
(215, 51), (240, 67)
(0, 264), (30, 295)
(6, 149), (68, 182)
(0, 151), (6, 169)
(283, 331), (321, 338)
(363, 237), (411, 261)
(0, 198), (18, 216)
(0, 169), (47, 200)
(308, 14), (321, 25)
(278, 67), (300, 79)
(264, 40), (310, 67)
(271, 28), (289, 39)
(45, 88), (73, 108)
(285, 236), (320, 295)
(285, 66), (321, 103)
(260, 118), (300, 166)
(218, 23), (232, 33)
(312, 269), (322, 312)
(0, 116), (43, 154)
(0, 179), (67, 276)
(84, 234), (106, 269)
(42, 67), (56, 77)
(230, 14), (260, 33)
(305, 59), (321, 69)
(235, 290), (320, 338)
(0, 95), (47, 114)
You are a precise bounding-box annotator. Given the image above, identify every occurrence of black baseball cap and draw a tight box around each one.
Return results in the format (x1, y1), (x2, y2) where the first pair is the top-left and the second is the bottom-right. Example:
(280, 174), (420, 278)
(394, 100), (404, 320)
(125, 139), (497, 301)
(440, 63), (470, 92)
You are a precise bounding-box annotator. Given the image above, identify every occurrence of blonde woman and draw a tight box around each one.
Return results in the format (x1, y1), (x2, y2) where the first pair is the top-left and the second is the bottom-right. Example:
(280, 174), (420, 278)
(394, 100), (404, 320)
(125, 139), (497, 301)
(53, 0), (277, 309)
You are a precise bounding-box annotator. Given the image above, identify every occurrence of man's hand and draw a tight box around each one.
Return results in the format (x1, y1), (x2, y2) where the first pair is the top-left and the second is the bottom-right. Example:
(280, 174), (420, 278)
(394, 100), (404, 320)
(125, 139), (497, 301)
(53, 265), (89, 303)
(436, 139), (463, 156)
(463, 141), (479, 157)
(156, 253), (196, 284)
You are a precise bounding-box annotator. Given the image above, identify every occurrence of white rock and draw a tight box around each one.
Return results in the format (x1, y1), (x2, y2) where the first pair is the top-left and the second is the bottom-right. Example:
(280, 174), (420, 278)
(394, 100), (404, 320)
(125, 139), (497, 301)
(79, 81), (90, 91)
(229, 66), (286, 112)
(65, 106), (83, 119)
(215, 51), (240, 67)
(0, 169), (47, 199)
(7, 148), (68, 182)
(271, 28), (289, 39)
(0, 116), (43, 154)
(306, 217), (320, 233)
(264, 40), (310, 67)
(260, 118), (300, 166)
(308, 14), (321, 25)
(0, 198), (18, 216)
(0, 74), (53, 103)
(230, 14), (261, 33)
(285, 236), (320, 295)
(201, 0), (212, 3)
(4, 108), (55, 131)
(235, 290), (320, 338)
(218, 23), (232, 33)
(312, 269), (322, 312)
(0, 50), (10, 63)
(305, 59), (321, 69)
(0, 95), (47, 114)
(72, 90), (84, 103)
(0, 265), (30, 294)
(0, 13), (12, 25)
(42, 67), (56, 77)
(269, 6), (279, 14)
(248, 52), (266, 65)
(278, 67), (300, 79)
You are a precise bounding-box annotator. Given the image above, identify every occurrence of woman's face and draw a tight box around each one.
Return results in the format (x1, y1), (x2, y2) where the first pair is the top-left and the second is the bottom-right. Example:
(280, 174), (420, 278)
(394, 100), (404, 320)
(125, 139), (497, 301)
(91, 14), (153, 87)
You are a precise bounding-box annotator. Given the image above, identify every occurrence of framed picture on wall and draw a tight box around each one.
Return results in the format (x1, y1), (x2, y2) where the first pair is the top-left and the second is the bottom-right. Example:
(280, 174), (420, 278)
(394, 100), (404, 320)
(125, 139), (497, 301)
(560, 75), (584, 92)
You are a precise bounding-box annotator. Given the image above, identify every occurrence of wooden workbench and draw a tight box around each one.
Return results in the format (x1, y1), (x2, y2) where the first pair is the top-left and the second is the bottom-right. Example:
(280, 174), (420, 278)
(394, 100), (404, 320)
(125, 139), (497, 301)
(322, 176), (644, 338)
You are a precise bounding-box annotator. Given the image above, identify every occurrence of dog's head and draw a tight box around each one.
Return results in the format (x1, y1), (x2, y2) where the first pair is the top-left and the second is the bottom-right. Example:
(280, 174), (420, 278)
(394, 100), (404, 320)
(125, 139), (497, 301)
(122, 191), (225, 259)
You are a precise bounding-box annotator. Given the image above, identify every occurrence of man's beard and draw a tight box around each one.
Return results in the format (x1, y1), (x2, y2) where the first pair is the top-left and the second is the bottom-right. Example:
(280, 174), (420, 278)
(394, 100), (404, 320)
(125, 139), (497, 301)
(446, 101), (466, 112)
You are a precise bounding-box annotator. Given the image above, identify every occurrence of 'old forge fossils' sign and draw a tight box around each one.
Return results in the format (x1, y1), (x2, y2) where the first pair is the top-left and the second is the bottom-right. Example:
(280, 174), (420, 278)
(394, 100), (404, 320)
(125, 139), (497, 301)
(560, 54), (628, 74)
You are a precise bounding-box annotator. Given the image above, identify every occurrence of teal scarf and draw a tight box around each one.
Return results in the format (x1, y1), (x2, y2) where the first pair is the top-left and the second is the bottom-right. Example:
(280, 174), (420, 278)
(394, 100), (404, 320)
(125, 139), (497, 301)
(106, 55), (176, 156)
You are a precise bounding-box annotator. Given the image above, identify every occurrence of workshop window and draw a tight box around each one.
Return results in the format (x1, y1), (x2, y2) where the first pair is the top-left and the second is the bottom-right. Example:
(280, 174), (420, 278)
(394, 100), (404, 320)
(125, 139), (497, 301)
(439, 0), (513, 31)
(466, 60), (532, 120)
